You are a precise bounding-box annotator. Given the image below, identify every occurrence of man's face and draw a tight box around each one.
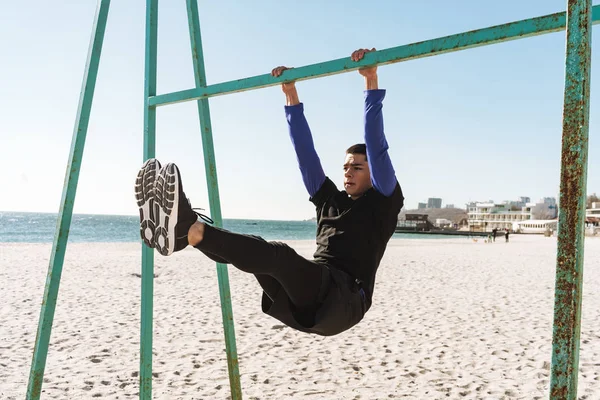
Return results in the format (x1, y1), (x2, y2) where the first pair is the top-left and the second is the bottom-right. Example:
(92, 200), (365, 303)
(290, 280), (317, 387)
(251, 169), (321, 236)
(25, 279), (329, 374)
(343, 153), (372, 199)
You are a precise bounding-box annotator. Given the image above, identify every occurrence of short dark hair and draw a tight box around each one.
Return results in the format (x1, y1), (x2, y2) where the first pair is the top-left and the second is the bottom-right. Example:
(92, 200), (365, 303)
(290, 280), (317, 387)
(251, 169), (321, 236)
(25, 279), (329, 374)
(346, 143), (367, 160)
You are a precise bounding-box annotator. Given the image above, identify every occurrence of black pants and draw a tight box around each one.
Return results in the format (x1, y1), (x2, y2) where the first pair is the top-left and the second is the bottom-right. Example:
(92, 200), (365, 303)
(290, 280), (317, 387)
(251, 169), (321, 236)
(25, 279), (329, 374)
(194, 224), (330, 312)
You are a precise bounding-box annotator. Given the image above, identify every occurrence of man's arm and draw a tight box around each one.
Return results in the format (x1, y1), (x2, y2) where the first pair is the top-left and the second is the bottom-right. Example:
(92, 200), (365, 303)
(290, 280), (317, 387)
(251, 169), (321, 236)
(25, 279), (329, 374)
(272, 66), (326, 197)
(352, 49), (397, 197)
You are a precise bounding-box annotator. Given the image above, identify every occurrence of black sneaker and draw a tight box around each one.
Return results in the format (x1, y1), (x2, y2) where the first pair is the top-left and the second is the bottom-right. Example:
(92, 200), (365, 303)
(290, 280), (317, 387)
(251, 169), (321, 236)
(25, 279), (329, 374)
(154, 163), (213, 256)
(135, 158), (162, 249)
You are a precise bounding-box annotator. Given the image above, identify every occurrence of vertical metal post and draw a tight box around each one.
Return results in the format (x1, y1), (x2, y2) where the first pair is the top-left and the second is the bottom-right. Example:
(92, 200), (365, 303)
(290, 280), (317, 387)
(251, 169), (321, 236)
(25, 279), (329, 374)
(140, 0), (158, 399)
(25, 1), (111, 399)
(550, 0), (592, 399)
(185, 1), (243, 398)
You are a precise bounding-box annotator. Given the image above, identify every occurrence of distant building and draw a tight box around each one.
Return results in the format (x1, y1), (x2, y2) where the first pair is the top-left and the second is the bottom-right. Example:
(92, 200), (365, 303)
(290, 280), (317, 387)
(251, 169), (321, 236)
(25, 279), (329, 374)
(532, 197), (558, 219)
(586, 202), (600, 234)
(587, 202), (600, 218)
(445, 204), (455, 209)
(417, 202), (427, 209)
(467, 197), (558, 232)
(513, 220), (558, 234)
(435, 218), (453, 228)
(541, 197), (555, 205)
(397, 214), (431, 231)
(427, 198), (442, 209)
(466, 201), (533, 232)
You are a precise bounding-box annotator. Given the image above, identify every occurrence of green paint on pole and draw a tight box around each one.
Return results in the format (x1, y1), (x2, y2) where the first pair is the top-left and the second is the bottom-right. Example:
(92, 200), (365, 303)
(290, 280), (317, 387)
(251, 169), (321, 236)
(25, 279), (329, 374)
(549, 1), (592, 399)
(149, 6), (600, 107)
(186, 0), (243, 398)
(26, 1), (111, 399)
(140, 0), (158, 399)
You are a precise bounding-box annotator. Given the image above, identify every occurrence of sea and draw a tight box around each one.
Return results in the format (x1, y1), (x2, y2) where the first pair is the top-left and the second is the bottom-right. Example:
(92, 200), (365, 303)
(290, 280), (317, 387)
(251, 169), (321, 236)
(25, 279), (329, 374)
(0, 211), (444, 243)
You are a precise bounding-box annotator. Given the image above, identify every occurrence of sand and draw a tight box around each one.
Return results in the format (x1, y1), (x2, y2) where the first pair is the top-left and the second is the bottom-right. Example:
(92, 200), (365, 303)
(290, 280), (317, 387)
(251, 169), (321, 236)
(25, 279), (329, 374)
(1, 235), (599, 399)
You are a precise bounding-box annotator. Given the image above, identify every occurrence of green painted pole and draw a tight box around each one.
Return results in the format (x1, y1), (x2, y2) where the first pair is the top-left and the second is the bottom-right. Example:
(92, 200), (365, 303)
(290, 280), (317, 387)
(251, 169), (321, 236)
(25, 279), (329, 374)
(26, 1), (111, 399)
(149, 6), (600, 107)
(185, 1), (242, 398)
(140, 0), (158, 399)
(549, 0), (592, 399)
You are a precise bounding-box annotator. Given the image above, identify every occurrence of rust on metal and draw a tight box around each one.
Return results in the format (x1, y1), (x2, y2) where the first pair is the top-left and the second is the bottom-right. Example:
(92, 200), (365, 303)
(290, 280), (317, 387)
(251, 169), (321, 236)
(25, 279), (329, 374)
(549, 1), (592, 399)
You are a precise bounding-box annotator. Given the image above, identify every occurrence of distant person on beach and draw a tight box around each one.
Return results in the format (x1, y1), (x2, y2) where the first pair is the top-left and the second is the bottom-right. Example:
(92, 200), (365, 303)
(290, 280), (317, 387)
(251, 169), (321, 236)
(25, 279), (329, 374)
(134, 48), (404, 337)
(492, 228), (497, 242)
(505, 229), (510, 243)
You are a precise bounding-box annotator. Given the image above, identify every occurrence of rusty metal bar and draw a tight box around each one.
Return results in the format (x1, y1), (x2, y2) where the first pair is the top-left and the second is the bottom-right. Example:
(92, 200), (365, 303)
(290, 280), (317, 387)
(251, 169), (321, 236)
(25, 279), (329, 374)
(148, 5), (600, 107)
(549, 0), (592, 399)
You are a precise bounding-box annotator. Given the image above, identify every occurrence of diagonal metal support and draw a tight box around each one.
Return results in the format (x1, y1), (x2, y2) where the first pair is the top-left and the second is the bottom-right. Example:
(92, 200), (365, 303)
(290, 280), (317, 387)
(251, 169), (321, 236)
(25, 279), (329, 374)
(26, 1), (112, 399)
(185, 0), (243, 398)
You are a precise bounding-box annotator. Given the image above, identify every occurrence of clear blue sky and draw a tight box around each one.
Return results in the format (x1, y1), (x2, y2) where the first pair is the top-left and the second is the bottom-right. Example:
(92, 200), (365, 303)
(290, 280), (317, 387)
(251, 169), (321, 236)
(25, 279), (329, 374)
(1, 1), (598, 220)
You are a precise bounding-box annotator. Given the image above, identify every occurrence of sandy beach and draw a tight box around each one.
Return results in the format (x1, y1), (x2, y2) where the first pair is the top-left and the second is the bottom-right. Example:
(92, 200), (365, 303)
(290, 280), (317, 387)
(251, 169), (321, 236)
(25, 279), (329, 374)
(1, 235), (599, 399)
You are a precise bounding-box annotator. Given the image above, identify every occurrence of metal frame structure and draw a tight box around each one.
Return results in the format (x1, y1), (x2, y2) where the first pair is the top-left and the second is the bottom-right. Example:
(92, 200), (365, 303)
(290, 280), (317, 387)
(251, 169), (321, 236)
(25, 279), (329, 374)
(26, 1), (594, 399)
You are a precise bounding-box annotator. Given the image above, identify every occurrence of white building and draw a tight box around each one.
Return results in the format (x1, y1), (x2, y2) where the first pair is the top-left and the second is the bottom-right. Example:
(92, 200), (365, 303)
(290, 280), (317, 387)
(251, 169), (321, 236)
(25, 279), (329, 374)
(513, 219), (558, 234)
(587, 202), (600, 234)
(467, 202), (533, 231)
(587, 202), (600, 219)
(435, 218), (453, 228)
(467, 197), (558, 232)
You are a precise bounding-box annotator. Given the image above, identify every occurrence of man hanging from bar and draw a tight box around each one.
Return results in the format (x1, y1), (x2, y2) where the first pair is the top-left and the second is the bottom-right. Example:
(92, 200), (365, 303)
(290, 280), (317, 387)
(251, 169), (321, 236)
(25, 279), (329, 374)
(134, 48), (404, 336)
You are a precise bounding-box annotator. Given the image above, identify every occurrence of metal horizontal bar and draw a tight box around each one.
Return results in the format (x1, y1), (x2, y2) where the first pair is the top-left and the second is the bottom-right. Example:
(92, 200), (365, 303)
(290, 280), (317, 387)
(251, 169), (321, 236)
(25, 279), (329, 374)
(149, 5), (600, 107)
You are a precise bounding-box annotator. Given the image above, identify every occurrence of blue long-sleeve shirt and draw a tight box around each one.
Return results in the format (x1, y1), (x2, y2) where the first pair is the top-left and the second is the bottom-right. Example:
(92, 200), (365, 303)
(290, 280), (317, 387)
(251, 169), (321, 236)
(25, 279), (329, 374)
(363, 89), (397, 197)
(285, 89), (396, 198)
(285, 103), (327, 197)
